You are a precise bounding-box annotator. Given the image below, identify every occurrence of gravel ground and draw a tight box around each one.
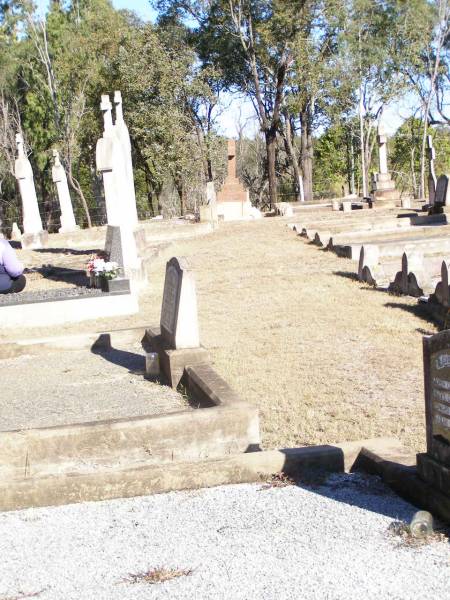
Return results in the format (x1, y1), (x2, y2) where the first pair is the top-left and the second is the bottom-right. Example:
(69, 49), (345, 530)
(1, 343), (189, 431)
(0, 474), (448, 600)
(0, 286), (101, 306)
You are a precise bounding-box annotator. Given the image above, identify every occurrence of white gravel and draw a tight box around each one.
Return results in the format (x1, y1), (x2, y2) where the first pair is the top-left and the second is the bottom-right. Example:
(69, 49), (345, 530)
(0, 473), (449, 600)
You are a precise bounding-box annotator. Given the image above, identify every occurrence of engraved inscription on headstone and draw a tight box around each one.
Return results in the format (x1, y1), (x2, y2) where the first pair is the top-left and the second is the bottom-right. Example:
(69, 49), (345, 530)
(430, 351), (450, 444)
(160, 264), (180, 335)
(418, 331), (450, 498)
(159, 256), (200, 349)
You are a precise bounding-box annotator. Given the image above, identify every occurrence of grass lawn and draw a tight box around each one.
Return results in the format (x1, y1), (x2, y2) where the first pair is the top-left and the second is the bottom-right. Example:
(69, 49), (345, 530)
(4, 216), (437, 453)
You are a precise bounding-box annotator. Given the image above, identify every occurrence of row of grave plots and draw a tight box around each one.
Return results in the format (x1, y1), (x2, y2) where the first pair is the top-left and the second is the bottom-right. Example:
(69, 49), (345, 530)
(288, 201), (450, 327)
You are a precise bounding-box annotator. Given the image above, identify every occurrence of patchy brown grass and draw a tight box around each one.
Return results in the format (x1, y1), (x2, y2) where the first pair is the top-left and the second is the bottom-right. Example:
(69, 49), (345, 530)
(259, 472), (296, 490)
(3, 215), (437, 453)
(122, 567), (193, 585)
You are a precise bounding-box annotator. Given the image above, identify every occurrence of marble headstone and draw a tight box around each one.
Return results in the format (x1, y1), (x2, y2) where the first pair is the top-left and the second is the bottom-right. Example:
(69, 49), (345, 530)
(160, 256), (200, 349)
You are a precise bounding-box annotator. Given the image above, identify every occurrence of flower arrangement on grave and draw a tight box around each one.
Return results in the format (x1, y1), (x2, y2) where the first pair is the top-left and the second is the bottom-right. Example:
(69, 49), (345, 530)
(86, 254), (121, 283)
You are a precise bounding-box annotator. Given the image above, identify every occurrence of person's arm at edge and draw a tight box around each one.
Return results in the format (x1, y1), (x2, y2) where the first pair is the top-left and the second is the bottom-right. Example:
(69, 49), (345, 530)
(2, 241), (24, 277)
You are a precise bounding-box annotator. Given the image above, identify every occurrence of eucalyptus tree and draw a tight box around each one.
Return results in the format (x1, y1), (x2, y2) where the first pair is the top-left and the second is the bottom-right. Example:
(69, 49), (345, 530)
(155, 0), (308, 207)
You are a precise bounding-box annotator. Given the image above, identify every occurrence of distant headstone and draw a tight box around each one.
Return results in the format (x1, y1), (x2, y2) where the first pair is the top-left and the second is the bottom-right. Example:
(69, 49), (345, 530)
(371, 122), (400, 206)
(216, 140), (253, 221)
(434, 261), (450, 307)
(417, 331), (450, 501)
(14, 133), (48, 248)
(435, 174), (450, 208)
(160, 257), (200, 349)
(51, 150), (78, 233)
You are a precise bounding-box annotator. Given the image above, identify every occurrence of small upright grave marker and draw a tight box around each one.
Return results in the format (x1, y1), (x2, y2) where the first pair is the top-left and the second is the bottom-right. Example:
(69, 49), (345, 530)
(160, 257), (200, 349)
(143, 256), (207, 387)
(434, 174), (450, 212)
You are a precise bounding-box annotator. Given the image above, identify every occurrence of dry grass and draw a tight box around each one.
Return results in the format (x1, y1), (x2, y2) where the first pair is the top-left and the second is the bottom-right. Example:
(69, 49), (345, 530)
(122, 567), (193, 585)
(3, 215), (438, 453)
(259, 472), (296, 490)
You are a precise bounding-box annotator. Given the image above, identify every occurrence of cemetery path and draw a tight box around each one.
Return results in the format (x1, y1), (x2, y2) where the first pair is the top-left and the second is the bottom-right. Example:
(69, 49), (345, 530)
(1, 217), (436, 452)
(0, 475), (448, 600)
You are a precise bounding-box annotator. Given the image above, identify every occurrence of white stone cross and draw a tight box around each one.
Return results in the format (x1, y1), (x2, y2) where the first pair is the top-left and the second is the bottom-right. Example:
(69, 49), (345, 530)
(51, 149), (78, 233)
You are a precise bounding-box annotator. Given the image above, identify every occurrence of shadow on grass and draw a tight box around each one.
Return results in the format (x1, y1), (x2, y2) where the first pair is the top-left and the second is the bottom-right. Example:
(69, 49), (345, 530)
(26, 265), (89, 287)
(333, 270), (359, 281)
(384, 301), (436, 325)
(33, 247), (101, 256)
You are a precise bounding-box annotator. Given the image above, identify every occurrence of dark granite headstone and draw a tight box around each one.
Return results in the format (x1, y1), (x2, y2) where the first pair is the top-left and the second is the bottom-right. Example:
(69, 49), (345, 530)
(417, 331), (450, 496)
(434, 175), (449, 208)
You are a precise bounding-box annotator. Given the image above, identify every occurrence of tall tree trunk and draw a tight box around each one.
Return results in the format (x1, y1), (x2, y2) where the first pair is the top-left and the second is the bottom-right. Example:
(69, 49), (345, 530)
(300, 109), (313, 202)
(67, 169), (92, 228)
(359, 89), (368, 198)
(265, 127), (278, 208)
(281, 111), (303, 201)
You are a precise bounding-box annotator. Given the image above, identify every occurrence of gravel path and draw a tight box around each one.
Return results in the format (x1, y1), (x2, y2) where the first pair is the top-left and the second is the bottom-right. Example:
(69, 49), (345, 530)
(0, 474), (448, 600)
(1, 343), (189, 431)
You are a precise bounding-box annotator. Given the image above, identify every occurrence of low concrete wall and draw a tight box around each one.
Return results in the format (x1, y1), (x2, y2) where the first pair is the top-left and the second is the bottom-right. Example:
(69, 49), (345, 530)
(0, 437), (400, 512)
(0, 292), (139, 328)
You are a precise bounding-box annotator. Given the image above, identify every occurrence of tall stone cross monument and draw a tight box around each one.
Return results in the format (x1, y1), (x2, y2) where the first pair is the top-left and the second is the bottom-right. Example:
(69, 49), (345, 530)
(216, 139), (252, 221)
(51, 150), (78, 233)
(371, 122), (400, 207)
(96, 94), (122, 225)
(113, 91), (138, 228)
(14, 133), (48, 249)
(96, 94), (144, 286)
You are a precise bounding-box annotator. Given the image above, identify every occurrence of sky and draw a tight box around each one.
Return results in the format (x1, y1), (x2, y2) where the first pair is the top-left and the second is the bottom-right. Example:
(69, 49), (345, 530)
(34, 0), (411, 139)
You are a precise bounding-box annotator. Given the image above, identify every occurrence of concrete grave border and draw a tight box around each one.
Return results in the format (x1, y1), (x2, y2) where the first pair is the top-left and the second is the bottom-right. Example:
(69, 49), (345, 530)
(0, 289), (138, 328)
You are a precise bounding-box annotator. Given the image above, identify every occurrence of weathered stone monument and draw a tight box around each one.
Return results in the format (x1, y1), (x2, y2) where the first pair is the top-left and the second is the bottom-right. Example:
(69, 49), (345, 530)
(216, 140), (253, 221)
(113, 91), (139, 228)
(143, 256), (208, 387)
(427, 135), (437, 206)
(371, 122), (400, 207)
(51, 150), (78, 233)
(199, 181), (219, 226)
(14, 133), (48, 249)
(417, 330), (450, 517)
(96, 94), (145, 287)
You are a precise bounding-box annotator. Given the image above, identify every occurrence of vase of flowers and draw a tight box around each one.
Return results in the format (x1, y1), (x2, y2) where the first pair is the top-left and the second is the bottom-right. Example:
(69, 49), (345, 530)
(86, 254), (121, 290)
